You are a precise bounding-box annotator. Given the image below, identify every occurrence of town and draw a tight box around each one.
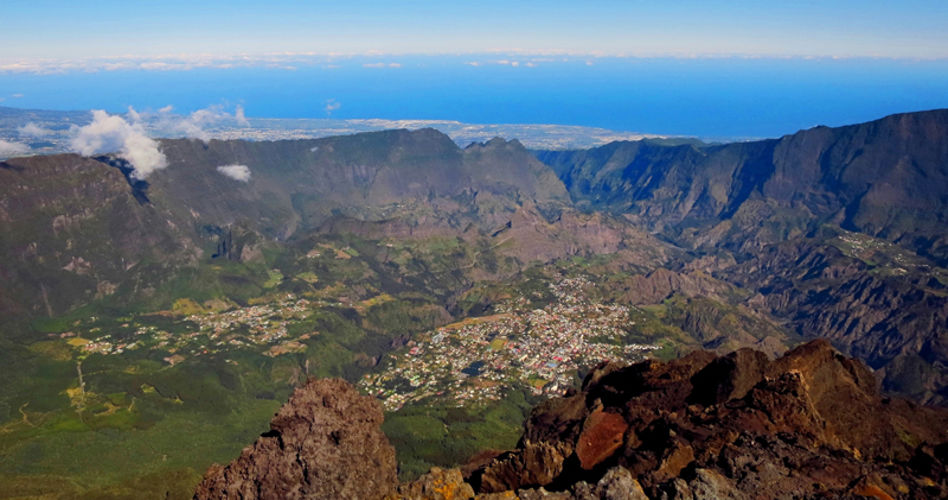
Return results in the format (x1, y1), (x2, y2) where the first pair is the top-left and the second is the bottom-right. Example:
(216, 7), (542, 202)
(56, 276), (658, 413)
(66, 294), (320, 363)
(359, 277), (657, 410)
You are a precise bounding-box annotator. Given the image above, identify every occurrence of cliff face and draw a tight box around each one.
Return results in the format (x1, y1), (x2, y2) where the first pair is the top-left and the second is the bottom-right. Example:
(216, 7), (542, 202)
(726, 240), (948, 405)
(198, 341), (948, 499)
(538, 109), (948, 261)
(0, 128), (589, 327)
(152, 130), (570, 238)
(0, 155), (199, 327)
(194, 378), (398, 499)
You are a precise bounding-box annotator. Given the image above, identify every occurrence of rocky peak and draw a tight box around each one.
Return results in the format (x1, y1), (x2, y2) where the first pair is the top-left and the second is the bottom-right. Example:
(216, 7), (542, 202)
(194, 378), (397, 499)
(470, 339), (948, 499)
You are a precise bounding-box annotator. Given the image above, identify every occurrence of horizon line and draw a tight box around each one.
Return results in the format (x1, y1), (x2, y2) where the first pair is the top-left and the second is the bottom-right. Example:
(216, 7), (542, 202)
(3, 51), (948, 74)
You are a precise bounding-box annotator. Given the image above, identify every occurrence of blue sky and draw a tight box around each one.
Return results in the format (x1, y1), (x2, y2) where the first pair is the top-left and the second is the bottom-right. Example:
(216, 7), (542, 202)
(1, 1), (947, 138)
(3, 0), (948, 60)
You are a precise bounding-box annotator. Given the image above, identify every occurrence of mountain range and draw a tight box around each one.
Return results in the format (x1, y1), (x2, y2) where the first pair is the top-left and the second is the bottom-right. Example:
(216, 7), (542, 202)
(0, 108), (946, 497)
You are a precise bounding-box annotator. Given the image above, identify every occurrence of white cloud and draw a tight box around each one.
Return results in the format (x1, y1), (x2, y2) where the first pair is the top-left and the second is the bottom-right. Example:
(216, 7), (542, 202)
(216, 164), (251, 182)
(17, 122), (53, 138)
(0, 139), (30, 158)
(149, 104), (249, 140)
(10, 93), (23, 98)
(362, 62), (401, 68)
(126, 105), (142, 123)
(234, 104), (249, 126)
(69, 109), (167, 179)
(0, 53), (333, 74)
(325, 99), (341, 117)
(1, 50), (939, 75)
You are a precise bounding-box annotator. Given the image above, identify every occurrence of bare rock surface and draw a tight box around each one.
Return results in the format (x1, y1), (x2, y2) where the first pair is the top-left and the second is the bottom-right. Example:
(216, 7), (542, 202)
(470, 339), (948, 499)
(194, 378), (397, 500)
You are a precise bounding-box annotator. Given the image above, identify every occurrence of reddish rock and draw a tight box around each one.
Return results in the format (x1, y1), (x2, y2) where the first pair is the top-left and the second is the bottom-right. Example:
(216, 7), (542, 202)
(575, 410), (628, 470)
(195, 342), (948, 500)
(689, 347), (769, 405)
(475, 441), (570, 493)
(470, 340), (948, 499)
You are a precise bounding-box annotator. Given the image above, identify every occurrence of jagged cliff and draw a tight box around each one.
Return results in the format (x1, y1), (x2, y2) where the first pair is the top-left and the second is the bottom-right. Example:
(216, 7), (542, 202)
(198, 340), (948, 499)
(538, 109), (948, 261)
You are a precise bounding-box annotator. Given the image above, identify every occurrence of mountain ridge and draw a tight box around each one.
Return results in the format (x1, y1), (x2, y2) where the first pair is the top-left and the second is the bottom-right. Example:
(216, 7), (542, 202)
(537, 108), (948, 261)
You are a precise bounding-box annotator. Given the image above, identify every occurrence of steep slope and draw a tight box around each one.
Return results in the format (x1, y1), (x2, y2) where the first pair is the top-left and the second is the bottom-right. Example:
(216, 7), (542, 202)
(0, 155), (199, 329)
(539, 109), (948, 260)
(727, 237), (948, 405)
(195, 378), (397, 499)
(152, 129), (570, 239)
(0, 129), (596, 330)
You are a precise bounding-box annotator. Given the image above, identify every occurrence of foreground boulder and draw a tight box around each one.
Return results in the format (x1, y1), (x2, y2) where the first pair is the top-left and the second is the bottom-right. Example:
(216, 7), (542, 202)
(470, 340), (948, 499)
(194, 378), (397, 499)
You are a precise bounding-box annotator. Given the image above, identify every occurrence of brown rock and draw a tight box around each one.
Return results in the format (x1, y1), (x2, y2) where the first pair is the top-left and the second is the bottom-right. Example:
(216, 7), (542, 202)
(592, 466), (648, 500)
(194, 378), (397, 499)
(651, 441), (695, 483)
(686, 468), (746, 500)
(389, 467), (475, 500)
(476, 441), (570, 493)
(470, 339), (948, 499)
(689, 348), (769, 405)
(575, 410), (628, 470)
(474, 492), (519, 500)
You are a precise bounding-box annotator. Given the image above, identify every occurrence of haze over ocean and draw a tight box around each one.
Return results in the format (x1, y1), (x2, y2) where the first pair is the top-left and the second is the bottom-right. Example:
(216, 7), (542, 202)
(3, 56), (947, 139)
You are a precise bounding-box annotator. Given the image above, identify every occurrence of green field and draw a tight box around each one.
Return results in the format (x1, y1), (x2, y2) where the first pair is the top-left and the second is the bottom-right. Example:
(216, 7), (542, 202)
(0, 232), (787, 497)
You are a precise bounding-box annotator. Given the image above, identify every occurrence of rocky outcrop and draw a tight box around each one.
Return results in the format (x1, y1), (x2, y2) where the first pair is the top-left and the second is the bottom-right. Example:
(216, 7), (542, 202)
(536, 110), (948, 408)
(192, 342), (948, 499)
(469, 340), (948, 499)
(194, 378), (397, 500)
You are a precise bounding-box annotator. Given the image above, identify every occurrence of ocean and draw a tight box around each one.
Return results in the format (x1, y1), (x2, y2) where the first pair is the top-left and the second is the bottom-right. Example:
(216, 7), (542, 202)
(2, 55), (947, 139)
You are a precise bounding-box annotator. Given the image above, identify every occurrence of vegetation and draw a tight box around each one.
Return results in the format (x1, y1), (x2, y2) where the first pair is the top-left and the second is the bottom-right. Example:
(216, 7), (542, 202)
(0, 229), (783, 494)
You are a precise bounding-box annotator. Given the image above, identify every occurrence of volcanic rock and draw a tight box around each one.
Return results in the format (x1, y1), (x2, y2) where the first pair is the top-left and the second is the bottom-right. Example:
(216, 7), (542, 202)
(194, 378), (397, 499)
(387, 467), (475, 500)
(470, 339), (948, 499)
